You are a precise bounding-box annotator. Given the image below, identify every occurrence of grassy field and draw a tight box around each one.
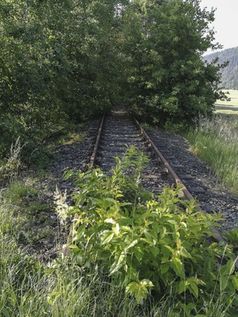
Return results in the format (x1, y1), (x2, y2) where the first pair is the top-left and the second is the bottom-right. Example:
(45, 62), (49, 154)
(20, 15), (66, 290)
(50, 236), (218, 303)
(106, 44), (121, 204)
(186, 114), (238, 194)
(216, 90), (238, 107)
(215, 109), (238, 115)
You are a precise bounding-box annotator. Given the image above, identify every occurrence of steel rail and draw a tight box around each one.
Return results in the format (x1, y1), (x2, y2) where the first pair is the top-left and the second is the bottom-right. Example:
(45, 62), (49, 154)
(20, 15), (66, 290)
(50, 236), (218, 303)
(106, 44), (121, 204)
(90, 114), (198, 201)
(134, 119), (194, 201)
(89, 114), (105, 168)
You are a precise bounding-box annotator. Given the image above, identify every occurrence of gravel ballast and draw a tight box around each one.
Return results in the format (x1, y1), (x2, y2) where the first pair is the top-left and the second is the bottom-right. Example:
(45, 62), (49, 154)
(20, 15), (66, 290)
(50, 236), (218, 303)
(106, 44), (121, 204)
(146, 128), (238, 232)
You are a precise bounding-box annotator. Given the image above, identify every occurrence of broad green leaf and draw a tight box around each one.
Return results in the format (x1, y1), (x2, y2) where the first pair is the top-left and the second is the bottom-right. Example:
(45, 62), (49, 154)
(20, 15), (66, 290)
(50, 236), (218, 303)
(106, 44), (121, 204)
(188, 282), (199, 298)
(171, 257), (184, 278)
(231, 275), (238, 290)
(126, 279), (154, 304)
(101, 232), (114, 245)
(178, 280), (187, 294)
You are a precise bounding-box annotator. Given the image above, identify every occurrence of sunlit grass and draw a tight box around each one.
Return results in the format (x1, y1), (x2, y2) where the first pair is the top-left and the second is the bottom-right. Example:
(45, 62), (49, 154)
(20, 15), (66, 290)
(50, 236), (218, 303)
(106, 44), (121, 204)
(215, 109), (238, 115)
(186, 115), (238, 194)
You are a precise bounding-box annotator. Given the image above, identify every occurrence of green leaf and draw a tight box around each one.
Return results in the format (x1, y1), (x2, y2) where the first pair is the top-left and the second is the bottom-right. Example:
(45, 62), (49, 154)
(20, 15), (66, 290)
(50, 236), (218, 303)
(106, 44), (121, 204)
(104, 218), (116, 224)
(101, 232), (114, 245)
(112, 223), (120, 236)
(125, 239), (139, 251)
(110, 252), (126, 275)
(188, 282), (199, 298)
(171, 257), (184, 278)
(126, 279), (154, 304)
(220, 260), (236, 291)
(178, 280), (187, 294)
(231, 275), (238, 290)
(180, 247), (192, 259)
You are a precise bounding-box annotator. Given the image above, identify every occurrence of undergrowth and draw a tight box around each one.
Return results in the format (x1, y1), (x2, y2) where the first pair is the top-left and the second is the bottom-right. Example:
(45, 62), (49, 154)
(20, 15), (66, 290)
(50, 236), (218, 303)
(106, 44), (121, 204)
(0, 147), (238, 316)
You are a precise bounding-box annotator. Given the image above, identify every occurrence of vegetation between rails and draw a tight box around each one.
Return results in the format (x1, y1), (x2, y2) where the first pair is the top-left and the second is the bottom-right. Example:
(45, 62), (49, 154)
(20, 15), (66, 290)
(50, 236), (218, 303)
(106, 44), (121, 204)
(186, 115), (238, 194)
(1, 148), (238, 316)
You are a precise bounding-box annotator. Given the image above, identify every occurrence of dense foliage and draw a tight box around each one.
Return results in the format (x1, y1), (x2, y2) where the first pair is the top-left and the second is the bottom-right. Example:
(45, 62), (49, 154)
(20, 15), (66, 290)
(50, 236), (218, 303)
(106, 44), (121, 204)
(0, 0), (224, 159)
(58, 148), (238, 315)
(122, 0), (224, 125)
(205, 47), (238, 90)
(0, 0), (124, 158)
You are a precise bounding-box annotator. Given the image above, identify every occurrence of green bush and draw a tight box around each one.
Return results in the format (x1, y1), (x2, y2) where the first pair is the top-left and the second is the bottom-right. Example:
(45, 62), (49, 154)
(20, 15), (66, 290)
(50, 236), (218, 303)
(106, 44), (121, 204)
(0, 0), (125, 160)
(60, 148), (238, 315)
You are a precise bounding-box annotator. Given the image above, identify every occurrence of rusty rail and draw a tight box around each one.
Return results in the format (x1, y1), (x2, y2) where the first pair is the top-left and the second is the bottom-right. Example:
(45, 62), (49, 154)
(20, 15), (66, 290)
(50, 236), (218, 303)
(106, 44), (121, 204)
(89, 114), (105, 168)
(134, 119), (194, 201)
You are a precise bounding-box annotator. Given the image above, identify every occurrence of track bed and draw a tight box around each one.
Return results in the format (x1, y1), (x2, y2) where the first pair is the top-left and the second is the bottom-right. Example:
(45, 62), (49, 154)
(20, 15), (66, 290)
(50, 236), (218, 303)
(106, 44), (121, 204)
(95, 113), (173, 194)
(146, 128), (238, 231)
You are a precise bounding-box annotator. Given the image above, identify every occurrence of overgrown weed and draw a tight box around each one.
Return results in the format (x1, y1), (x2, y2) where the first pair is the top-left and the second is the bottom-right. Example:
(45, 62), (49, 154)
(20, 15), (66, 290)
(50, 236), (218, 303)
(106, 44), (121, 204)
(58, 148), (238, 315)
(1, 148), (238, 316)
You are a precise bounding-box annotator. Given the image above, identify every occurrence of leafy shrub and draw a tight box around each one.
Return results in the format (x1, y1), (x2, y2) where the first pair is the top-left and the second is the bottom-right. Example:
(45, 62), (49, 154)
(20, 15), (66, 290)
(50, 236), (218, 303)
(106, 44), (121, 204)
(0, 0), (124, 161)
(59, 148), (238, 315)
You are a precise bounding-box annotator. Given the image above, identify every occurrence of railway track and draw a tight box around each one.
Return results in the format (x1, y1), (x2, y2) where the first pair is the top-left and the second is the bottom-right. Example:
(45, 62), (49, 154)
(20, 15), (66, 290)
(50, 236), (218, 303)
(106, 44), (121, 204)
(89, 110), (235, 249)
(91, 112), (173, 194)
(89, 110), (194, 198)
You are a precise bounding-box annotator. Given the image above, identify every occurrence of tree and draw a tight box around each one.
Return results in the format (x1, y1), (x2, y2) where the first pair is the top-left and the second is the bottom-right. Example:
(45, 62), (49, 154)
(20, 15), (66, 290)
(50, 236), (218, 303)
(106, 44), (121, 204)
(0, 0), (127, 156)
(122, 0), (224, 125)
(0, 0), (224, 158)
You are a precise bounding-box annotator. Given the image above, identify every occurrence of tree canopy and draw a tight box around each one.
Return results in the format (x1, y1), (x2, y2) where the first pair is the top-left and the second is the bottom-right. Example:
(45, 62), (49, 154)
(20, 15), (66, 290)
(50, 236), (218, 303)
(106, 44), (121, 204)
(0, 0), (223, 157)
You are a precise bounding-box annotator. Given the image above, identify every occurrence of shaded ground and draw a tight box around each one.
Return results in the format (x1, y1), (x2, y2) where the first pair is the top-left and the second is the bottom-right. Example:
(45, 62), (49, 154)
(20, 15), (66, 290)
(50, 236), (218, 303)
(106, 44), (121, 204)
(16, 120), (99, 260)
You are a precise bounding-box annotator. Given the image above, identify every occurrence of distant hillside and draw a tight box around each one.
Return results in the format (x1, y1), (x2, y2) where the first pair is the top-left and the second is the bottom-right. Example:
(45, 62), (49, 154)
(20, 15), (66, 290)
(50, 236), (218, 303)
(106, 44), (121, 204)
(204, 47), (238, 89)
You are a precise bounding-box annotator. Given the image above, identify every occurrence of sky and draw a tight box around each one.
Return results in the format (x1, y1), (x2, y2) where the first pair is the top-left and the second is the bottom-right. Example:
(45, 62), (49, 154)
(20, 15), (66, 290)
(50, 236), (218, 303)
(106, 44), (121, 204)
(200, 0), (238, 51)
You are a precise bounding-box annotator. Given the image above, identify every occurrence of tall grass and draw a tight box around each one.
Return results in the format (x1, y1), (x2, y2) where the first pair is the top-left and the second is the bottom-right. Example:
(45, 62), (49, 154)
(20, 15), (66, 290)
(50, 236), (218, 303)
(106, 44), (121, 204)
(0, 200), (147, 317)
(186, 115), (238, 194)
